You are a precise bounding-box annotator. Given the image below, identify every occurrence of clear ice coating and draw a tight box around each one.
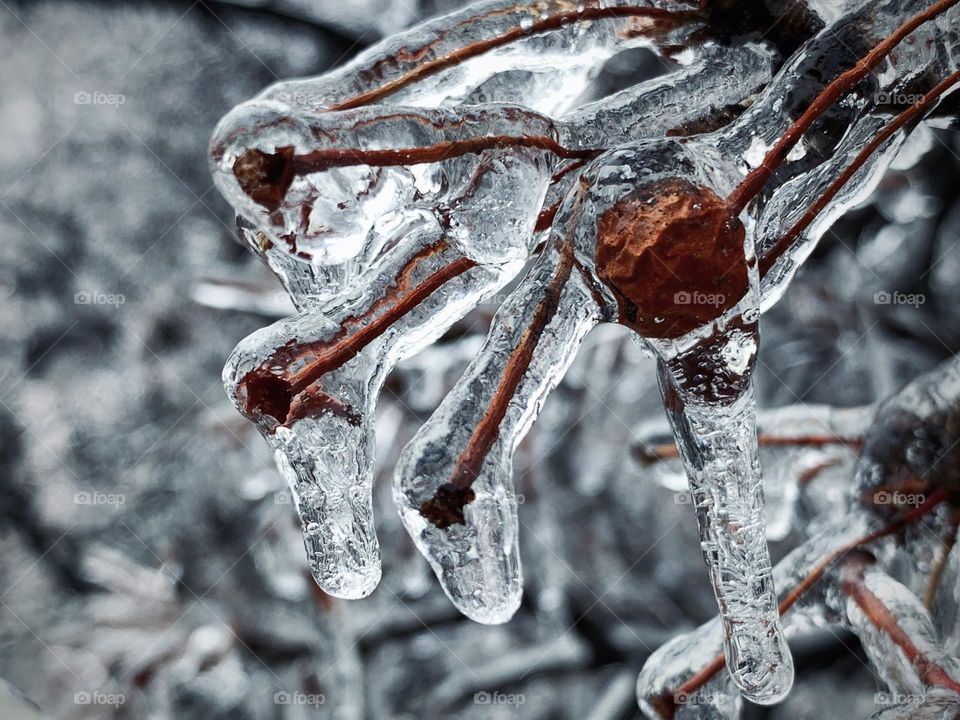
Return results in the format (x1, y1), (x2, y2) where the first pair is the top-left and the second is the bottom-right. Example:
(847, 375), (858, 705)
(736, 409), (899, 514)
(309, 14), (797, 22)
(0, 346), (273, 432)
(633, 402), (872, 539)
(211, 0), (724, 600)
(636, 355), (960, 716)
(839, 561), (960, 706)
(689, 0), (960, 309)
(394, 242), (603, 623)
(656, 368), (794, 703)
(209, 0), (960, 706)
(210, 0), (767, 602)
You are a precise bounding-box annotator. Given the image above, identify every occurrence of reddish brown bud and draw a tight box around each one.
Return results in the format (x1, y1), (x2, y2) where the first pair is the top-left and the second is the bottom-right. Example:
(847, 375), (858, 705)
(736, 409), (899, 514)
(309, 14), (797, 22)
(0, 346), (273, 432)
(595, 178), (748, 339)
(233, 147), (295, 212)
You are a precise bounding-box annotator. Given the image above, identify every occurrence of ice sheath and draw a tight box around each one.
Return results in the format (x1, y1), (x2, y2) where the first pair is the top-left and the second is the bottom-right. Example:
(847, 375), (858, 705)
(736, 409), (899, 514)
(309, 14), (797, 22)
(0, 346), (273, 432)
(657, 340), (794, 703)
(394, 243), (603, 623)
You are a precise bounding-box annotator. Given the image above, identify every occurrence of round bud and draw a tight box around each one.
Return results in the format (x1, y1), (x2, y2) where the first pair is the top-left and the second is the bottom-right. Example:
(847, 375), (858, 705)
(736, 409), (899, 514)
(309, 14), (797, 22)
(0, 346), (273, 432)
(594, 178), (748, 338)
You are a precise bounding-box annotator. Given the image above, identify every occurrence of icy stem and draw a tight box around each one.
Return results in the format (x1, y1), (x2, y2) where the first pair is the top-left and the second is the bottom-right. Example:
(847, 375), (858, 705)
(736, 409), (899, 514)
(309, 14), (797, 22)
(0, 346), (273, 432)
(837, 559), (960, 700)
(394, 243), (602, 623)
(656, 331), (794, 704)
(635, 617), (740, 719)
(224, 232), (520, 599)
(636, 514), (872, 716)
(257, 0), (703, 115)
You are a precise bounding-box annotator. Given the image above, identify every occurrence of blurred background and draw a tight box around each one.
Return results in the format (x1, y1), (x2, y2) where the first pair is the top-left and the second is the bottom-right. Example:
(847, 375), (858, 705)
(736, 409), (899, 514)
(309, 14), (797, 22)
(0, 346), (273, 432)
(1, 1), (959, 718)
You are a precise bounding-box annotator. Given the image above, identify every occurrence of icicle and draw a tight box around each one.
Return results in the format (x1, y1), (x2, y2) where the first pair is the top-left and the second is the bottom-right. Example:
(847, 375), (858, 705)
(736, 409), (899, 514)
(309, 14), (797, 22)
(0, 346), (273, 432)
(224, 231), (521, 598)
(655, 334), (794, 704)
(394, 242), (603, 623)
(637, 513), (873, 716)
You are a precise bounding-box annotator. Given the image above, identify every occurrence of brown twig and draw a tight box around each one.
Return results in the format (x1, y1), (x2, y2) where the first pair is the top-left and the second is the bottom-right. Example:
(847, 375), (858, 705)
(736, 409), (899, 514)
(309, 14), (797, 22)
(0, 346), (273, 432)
(842, 554), (960, 694)
(330, 3), (697, 111)
(234, 136), (601, 211)
(727, 0), (960, 215)
(759, 69), (960, 275)
(418, 242), (577, 527)
(238, 241), (477, 426)
(635, 432), (863, 464)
